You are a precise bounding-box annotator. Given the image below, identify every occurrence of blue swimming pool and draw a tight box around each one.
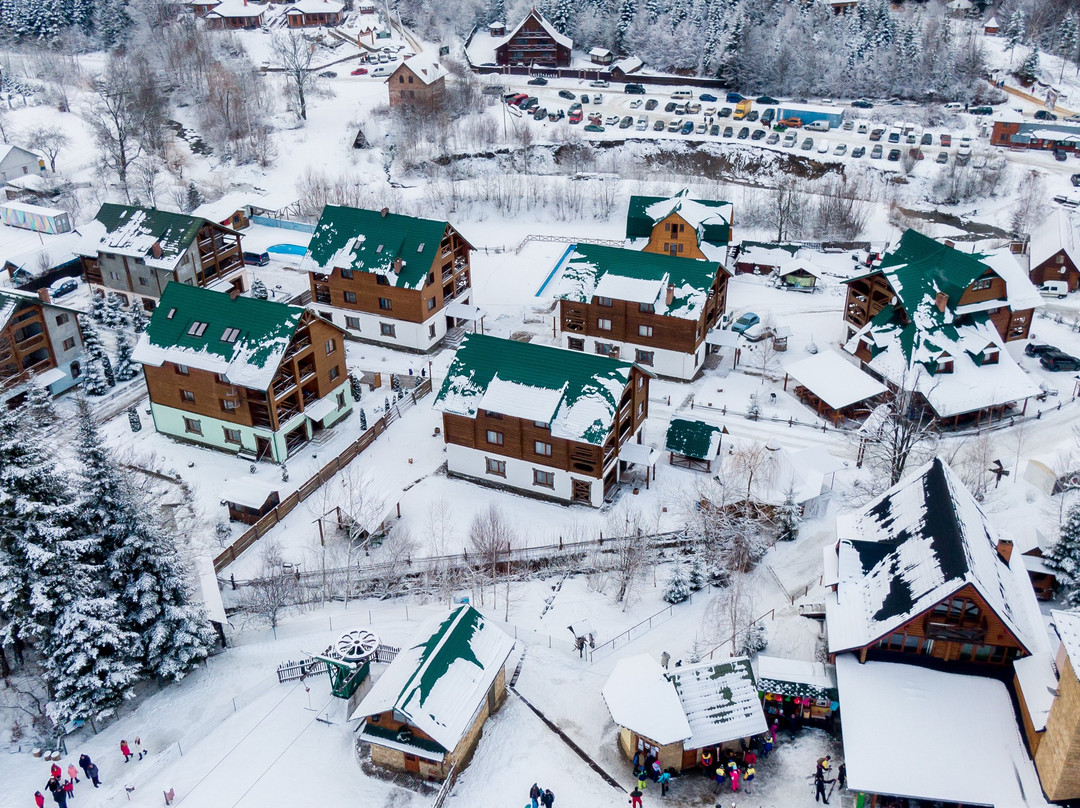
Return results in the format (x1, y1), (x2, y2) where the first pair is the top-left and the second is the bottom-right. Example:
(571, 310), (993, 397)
(267, 243), (308, 256)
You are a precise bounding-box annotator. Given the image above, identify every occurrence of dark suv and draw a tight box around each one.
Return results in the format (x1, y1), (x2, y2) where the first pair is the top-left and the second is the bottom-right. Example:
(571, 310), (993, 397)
(1041, 350), (1080, 371)
(1025, 343), (1057, 358)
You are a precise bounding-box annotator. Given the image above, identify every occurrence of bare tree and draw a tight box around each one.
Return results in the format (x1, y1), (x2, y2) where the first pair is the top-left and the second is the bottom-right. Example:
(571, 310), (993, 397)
(468, 504), (514, 608)
(606, 505), (651, 609)
(240, 542), (300, 630)
(27, 127), (68, 174)
(272, 30), (318, 121)
(769, 177), (803, 242)
(856, 370), (939, 489)
(85, 55), (155, 200)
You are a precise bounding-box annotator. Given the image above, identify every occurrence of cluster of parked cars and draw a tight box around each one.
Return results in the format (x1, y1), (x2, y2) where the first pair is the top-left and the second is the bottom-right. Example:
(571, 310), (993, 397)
(1026, 342), (1080, 372)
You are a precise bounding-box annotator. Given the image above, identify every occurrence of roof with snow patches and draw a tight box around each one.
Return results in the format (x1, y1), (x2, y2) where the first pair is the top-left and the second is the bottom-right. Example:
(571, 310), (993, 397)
(753, 655), (838, 703)
(393, 53), (446, 85)
(1029, 208), (1080, 271)
(349, 605), (514, 752)
(131, 283), (322, 390)
(78, 204), (214, 272)
(434, 333), (643, 446)
(285, 0), (344, 14)
(301, 205), (463, 291)
(825, 458), (1037, 655)
(626, 190), (733, 249)
(664, 417), (723, 460)
(554, 243), (725, 321)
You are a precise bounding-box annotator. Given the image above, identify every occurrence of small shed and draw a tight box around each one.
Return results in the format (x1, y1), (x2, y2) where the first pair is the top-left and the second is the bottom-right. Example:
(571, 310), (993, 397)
(222, 479), (280, 524)
(665, 417), (725, 471)
(488, 20), (505, 36)
(754, 655), (838, 729)
(984, 14), (999, 35)
(588, 47), (614, 65)
(733, 242), (799, 275)
(783, 350), (887, 425)
(777, 258), (823, 292)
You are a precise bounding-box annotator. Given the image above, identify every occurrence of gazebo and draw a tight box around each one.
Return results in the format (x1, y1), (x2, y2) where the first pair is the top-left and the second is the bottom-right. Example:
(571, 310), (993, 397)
(783, 350), (887, 425)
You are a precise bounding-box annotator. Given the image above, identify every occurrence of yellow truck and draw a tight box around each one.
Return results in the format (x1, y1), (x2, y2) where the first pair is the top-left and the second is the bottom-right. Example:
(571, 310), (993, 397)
(733, 99), (753, 120)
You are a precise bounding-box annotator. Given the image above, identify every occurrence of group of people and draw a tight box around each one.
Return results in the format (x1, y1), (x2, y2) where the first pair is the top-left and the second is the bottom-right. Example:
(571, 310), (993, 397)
(701, 748), (756, 795)
(34, 738), (144, 807)
(812, 755), (846, 805)
(527, 782), (554, 808)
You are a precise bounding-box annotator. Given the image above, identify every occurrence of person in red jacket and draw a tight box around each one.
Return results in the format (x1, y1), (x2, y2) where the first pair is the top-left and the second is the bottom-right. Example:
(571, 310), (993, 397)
(62, 780), (74, 800)
(50, 764), (62, 780)
(120, 741), (132, 763)
(34, 791), (45, 808)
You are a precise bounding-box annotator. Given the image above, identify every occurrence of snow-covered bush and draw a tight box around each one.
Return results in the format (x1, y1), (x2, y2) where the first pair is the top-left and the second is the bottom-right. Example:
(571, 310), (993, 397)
(738, 623), (768, 657)
(663, 564), (691, 604)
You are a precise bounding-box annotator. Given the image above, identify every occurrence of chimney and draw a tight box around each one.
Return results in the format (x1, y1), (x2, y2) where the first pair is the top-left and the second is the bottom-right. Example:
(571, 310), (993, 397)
(665, 283), (674, 306)
(997, 539), (1014, 564)
(229, 287), (241, 300)
(943, 239), (955, 249)
(380, 207), (389, 218)
(151, 241), (163, 259)
(393, 257), (403, 273)
(37, 286), (51, 304)
(934, 291), (948, 313)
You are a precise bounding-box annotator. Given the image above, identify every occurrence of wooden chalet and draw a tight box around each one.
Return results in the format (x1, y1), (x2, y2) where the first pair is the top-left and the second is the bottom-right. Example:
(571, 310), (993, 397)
(1026, 208), (1080, 292)
(588, 47), (613, 65)
(493, 9), (572, 67)
(222, 479), (280, 524)
(776, 257), (822, 292)
(602, 653), (767, 772)
(285, 0), (344, 26)
(553, 243), (729, 380)
(203, 0), (267, 28)
(350, 605), (514, 781)
(387, 54), (447, 108)
(132, 283), (352, 463)
(78, 203), (247, 310)
(625, 190), (733, 260)
(984, 14), (999, 34)
(433, 334), (651, 508)
(301, 205), (475, 352)
(664, 417), (723, 471)
(842, 229), (1041, 426)
(1030, 610), (1080, 801)
(0, 288), (84, 405)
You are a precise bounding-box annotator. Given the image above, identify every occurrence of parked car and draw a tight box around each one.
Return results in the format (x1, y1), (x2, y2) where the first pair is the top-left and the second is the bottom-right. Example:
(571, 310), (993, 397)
(857, 122), (869, 134)
(731, 312), (760, 334)
(371, 65), (392, 77)
(681, 121), (695, 135)
(1041, 350), (1080, 371)
(726, 92), (743, 103)
(801, 137), (814, 150)
(940, 133), (952, 147)
(887, 148), (901, 161)
(936, 151), (948, 163)
(581, 93), (590, 103)
(957, 140), (972, 161)
(757, 95), (779, 105)
(779, 117), (802, 128)
(645, 98), (658, 110)
(1025, 343), (1058, 357)
(888, 129), (900, 143)
(558, 89), (576, 100)
(584, 124), (605, 132)
(653, 119), (666, 131)
(528, 76), (548, 85)
(782, 132), (797, 147)
(1072, 173), (1080, 187)
(817, 139), (829, 153)
(1039, 281), (1069, 299)
(668, 119), (684, 132)
(695, 122), (706, 134)
(921, 132), (933, 145)
(350, 67), (368, 76)
(533, 108), (548, 120)
(1055, 149), (1069, 162)
(636, 116), (648, 130)
(871, 144), (883, 158)
(761, 108), (775, 125)
(620, 115), (633, 129)
(507, 93), (529, 106)
(970, 105), (993, 115)
(766, 132), (780, 145)
(852, 99), (874, 108)
(746, 110), (759, 122)
(593, 94), (603, 103)
(738, 126), (750, 139)
(703, 106), (716, 117)
(625, 83), (646, 94)
(834, 143), (847, 155)
(869, 128), (884, 141)
(49, 277), (78, 298)
(723, 126), (734, 138)
(710, 124), (720, 136)
(319, 71), (337, 78)
(687, 103), (702, 115)
(719, 107), (732, 118)
(590, 80), (609, 88)
(751, 128), (766, 141)
(1035, 110), (1058, 121)
(842, 119), (854, 131)
(604, 115), (619, 126)
(629, 99), (642, 109)
(569, 110), (583, 124)
(243, 251), (270, 267)
(852, 146), (865, 158)
(663, 101), (677, 113)
(674, 104), (687, 116)
(699, 93), (718, 102)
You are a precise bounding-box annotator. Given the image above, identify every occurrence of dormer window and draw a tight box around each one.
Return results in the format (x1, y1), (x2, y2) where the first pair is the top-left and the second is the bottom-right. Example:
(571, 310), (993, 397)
(187, 321), (208, 337)
(937, 355), (953, 374)
(376, 244), (384, 254)
(417, 243), (425, 252)
(970, 277), (993, 292)
(166, 308), (177, 319)
(221, 327), (240, 343)
(982, 347), (999, 365)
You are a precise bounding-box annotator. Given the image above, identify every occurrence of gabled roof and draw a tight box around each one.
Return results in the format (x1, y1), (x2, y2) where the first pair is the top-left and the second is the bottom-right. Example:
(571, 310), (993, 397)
(301, 205), (461, 290)
(204, 0), (266, 16)
(826, 459), (1038, 655)
(1052, 610), (1080, 671)
(349, 605), (514, 752)
(1029, 208), (1080, 270)
(131, 283), (314, 390)
(434, 334), (641, 445)
(784, 350), (886, 411)
(286, 0), (344, 13)
(554, 243), (724, 321)
(0, 144), (41, 166)
(626, 190), (733, 248)
(602, 654), (691, 745)
(393, 53), (446, 85)
(665, 417), (723, 460)
(493, 8), (572, 51)
(78, 204), (210, 272)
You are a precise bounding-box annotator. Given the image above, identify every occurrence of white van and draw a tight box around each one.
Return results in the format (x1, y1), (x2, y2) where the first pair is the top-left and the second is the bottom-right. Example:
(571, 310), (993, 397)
(1039, 280), (1069, 299)
(670, 90), (692, 100)
(943, 102), (963, 111)
(805, 120), (831, 132)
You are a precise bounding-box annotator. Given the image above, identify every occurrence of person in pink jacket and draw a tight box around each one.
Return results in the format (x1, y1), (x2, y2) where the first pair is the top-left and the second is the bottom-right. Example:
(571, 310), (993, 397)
(729, 763), (740, 792)
(66, 765), (79, 784)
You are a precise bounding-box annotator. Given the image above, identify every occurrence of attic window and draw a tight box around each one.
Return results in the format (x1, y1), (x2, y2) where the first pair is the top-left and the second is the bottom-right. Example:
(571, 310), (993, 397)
(417, 243), (425, 252)
(221, 327), (241, 343)
(188, 321), (208, 337)
(166, 308), (177, 319)
(376, 244), (384, 254)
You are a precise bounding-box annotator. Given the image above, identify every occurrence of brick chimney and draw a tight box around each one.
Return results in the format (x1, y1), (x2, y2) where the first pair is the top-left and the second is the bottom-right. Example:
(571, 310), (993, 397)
(393, 257), (403, 273)
(229, 287), (242, 300)
(37, 287), (51, 304)
(665, 283), (674, 305)
(380, 207), (389, 218)
(151, 241), (163, 259)
(934, 292), (948, 313)
(997, 539), (1014, 563)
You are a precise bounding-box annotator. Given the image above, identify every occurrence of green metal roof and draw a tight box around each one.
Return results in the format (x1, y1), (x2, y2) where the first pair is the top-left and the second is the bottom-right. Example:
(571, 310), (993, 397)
(93, 203), (205, 260)
(625, 191), (732, 244)
(664, 417), (723, 460)
(433, 333), (638, 445)
(302, 205), (453, 290)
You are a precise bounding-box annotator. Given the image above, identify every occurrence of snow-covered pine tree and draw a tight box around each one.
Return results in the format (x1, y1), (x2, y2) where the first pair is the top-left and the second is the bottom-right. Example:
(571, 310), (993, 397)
(1059, 12), (1080, 64)
(114, 327), (139, 382)
(185, 182), (202, 213)
(1005, 8), (1026, 58)
(359, 407), (367, 431)
(1017, 46), (1040, 83)
(615, 0), (635, 50)
(90, 292), (107, 322)
(128, 301), (148, 334)
(251, 278), (269, 300)
(1047, 502), (1080, 608)
(73, 399), (214, 680)
(775, 486), (802, 541)
(547, 0), (574, 36)
(663, 563), (691, 604)
(689, 556), (706, 590)
(737, 623), (767, 656)
(20, 372), (57, 425)
(95, 0), (132, 48)
(103, 292), (125, 327)
(101, 354), (116, 388)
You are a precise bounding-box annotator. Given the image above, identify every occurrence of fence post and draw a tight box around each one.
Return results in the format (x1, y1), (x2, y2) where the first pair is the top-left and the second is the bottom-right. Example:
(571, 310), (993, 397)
(329, 615), (333, 632)
(232, 698), (237, 712)
(405, 605), (409, 621)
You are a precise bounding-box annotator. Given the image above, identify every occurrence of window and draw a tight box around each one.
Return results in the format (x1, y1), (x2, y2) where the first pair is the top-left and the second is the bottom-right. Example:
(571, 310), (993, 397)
(596, 296), (612, 307)
(329, 366), (340, 381)
(637, 374), (646, 389)
(428, 323), (436, 338)
(336, 392), (346, 409)
(183, 417), (202, 435)
(138, 277), (149, 287)
(181, 390), (195, 402)
(639, 303), (654, 313)
(638, 402), (645, 417)
(486, 430), (504, 446)
(223, 427), (241, 444)
(595, 342), (616, 356)
(427, 297), (436, 311)
(399, 75), (404, 83)
(55, 313), (69, 326)
(376, 275), (390, 286)
(325, 338), (337, 355)
(638, 325), (653, 338)
(484, 410), (502, 419)
(379, 298), (392, 310)
(485, 457), (506, 476)
(567, 337), (584, 351)
(345, 316), (361, 330)
(344, 291), (357, 304)
(187, 321), (208, 337)
(635, 350), (654, 366)
(221, 399), (238, 411)
(597, 318), (612, 331)
(533, 469), (555, 488)
(427, 272), (435, 286)
(62, 337), (75, 351)
(534, 420), (548, 429)
(175, 364), (189, 375)
(221, 327), (240, 343)
(970, 277), (993, 292)
(534, 440), (552, 457)
(380, 323), (396, 338)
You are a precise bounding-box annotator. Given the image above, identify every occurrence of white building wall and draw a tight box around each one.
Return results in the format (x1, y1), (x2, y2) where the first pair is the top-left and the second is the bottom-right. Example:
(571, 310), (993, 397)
(445, 443), (603, 507)
(312, 296), (473, 352)
(563, 334), (702, 380)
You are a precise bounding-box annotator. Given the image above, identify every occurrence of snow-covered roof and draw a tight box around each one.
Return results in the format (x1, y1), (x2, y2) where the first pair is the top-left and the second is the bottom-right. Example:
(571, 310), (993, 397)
(735, 243), (798, 267)
(1052, 609), (1080, 672)
(77, 204), (214, 272)
(1029, 208), (1080, 270)
(0, 200), (65, 218)
(611, 56), (643, 74)
(753, 656), (838, 702)
(204, 0), (266, 17)
(285, 0), (344, 13)
(1013, 651), (1056, 732)
(626, 190), (733, 249)
(835, 655), (1049, 807)
(602, 654), (691, 745)
(602, 655), (766, 749)
(434, 334), (640, 446)
(826, 459), (1038, 655)
(395, 53), (446, 85)
(221, 478), (279, 509)
(553, 243), (724, 321)
(588, 47), (611, 57)
(985, 14), (999, 26)
(131, 283), (311, 391)
(784, 350), (887, 411)
(777, 257), (824, 279)
(349, 605), (514, 752)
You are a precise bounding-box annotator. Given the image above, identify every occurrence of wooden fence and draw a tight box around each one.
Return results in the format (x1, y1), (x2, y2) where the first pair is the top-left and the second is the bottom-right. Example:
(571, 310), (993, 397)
(213, 378), (433, 573)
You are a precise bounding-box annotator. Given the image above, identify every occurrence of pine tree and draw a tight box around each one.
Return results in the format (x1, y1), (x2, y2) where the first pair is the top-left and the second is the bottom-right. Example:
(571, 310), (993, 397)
(689, 556), (706, 590)
(663, 563), (691, 604)
(90, 292), (107, 323)
(359, 407), (367, 431)
(251, 278), (269, 300)
(1005, 8), (1026, 59)
(1017, 46), (1041, 83)
(737, 623), (767, 656)
(80, 319), (109, 396)
(103, 292), (125, 327)
(775, 486), (802, 541)
(128, 302), (148, 334)
(1060, 12), (1080, 63)
(1047, 502), (1080, 608)
(185, 182), (202, 213)
(95, 0), (132, 48)
(114, 328), (139, 382)
(21, 372), (57, 425)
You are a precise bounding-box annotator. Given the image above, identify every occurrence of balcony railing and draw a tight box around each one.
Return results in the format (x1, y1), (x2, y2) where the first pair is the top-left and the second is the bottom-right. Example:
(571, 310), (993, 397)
(282, 335), (312, 363)
(925, 620), (987, 643)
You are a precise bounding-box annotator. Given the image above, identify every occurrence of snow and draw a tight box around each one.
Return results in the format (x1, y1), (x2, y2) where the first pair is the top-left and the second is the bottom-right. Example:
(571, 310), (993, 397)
(478, 375), (566, 424)
(601, 653), (691, 745)
(592, 272), (665, 306)
(1028, 208), (1080, 270)
(783, 350), (887, 411)
(1013, 651), (1056, 732)
(1052, 609), (1080, 670)
(669, 658), (768, 749)
(286, 0), (344, 14)
(835, 655), (1049, 807)
(397, 53), (446, 85)
(205, 0), (267, 18)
